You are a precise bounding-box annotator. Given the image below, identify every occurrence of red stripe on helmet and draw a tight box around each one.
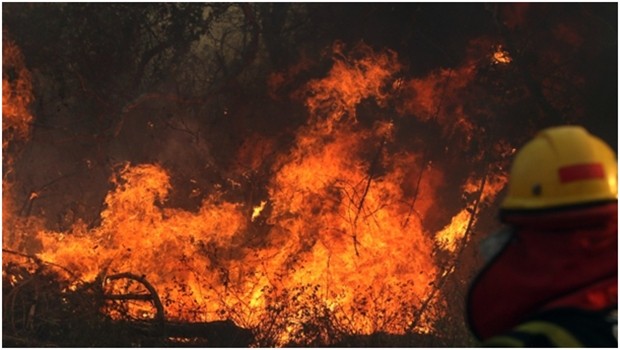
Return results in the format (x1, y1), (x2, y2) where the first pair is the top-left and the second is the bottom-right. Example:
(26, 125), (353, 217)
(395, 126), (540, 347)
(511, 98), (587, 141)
(558, 163), (605, 183)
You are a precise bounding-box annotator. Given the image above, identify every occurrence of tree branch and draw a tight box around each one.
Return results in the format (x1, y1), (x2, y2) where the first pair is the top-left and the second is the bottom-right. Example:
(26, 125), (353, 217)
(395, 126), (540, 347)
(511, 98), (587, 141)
(408, 169), (488, 332)
(105, 272), (165, 333)
(351, 137), (386, 256)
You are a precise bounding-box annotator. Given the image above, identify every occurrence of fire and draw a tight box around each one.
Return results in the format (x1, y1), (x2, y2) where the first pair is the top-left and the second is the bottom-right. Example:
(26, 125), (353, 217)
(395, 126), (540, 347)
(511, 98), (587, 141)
(303, 41), (401, 129)
(435, 172), (508, 253)
(35, 162), (249, 317)
(251, 200), (267, 221)
(2, 38), (34, 152)
(492, 45), (512, 65)
(3, 38), (36, 254)
(3, 40), (511, 346)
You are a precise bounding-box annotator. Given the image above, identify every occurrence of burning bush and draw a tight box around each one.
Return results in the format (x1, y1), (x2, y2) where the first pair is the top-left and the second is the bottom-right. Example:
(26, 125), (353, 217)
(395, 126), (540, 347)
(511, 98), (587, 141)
(3, 3), (616, 347)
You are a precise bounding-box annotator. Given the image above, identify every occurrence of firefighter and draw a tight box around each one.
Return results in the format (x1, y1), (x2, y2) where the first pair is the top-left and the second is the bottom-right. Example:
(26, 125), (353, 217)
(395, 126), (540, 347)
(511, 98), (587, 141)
(466, 125), (618, 347)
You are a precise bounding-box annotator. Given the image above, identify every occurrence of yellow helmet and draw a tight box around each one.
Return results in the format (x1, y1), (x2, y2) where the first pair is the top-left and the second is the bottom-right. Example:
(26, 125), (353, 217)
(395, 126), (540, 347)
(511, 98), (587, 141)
(501, 125), (618, 211)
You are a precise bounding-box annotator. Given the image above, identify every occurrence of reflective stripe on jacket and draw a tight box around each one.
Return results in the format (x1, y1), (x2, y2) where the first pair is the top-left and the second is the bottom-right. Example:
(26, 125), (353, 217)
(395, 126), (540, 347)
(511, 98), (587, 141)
(482, 308), (617, 347)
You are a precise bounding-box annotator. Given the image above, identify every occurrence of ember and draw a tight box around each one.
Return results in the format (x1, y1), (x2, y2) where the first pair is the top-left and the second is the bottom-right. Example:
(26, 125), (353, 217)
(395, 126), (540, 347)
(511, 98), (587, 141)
(492, 45), (512, 65)
(3, 3), (616, 347)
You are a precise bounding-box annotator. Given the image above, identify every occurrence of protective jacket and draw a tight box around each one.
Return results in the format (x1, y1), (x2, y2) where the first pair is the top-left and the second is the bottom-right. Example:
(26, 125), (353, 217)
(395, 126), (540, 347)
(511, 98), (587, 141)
(467, 202), (618, 347)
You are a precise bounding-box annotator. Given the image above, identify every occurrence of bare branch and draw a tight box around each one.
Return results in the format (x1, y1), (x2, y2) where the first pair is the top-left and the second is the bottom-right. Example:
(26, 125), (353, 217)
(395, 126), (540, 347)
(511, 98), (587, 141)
(105, 272), (165, 332)
(408, 169), (489, 332)
(401, 156), (428, 229)
(350, 137), (386, 256)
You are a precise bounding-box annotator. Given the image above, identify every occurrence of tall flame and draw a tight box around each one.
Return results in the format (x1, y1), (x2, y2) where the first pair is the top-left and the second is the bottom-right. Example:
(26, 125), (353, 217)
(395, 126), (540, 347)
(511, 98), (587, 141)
(3, 38), (36, 252)
(3, 40), (511, 346)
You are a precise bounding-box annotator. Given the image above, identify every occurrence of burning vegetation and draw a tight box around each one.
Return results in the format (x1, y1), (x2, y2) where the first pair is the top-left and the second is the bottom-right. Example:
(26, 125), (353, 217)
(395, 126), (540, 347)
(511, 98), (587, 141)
(2, 3), (617, 347)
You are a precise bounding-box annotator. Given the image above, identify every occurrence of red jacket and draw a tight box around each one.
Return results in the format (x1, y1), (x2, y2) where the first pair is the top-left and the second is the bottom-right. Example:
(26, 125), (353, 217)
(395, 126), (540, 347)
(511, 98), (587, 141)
(467, 202), (618, 341)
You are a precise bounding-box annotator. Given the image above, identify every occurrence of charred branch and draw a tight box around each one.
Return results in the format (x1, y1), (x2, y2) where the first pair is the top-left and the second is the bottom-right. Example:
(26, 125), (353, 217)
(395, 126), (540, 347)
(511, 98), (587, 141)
(408, 170), (488, 332)
(104, 272), (165, 332)
(17, 171), (79, 217)
(104, 293), (154, 301)
(2, 259), (254, 347)
(351, 137), (387, 256)
(401, 155), (428, 229)
(162, 320), (254, 347)
(2, 249), (82, 282)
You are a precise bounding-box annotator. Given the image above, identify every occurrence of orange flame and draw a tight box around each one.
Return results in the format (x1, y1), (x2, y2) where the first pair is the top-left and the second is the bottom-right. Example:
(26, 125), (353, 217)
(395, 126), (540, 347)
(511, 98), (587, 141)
(3, 41), (511, 345)
(492, 45), (512, 65)
(3, 38), (36, 250)
(2, 39), (34, 151)
(435, 172), (508, 252)
(303, 41), (401, 130)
